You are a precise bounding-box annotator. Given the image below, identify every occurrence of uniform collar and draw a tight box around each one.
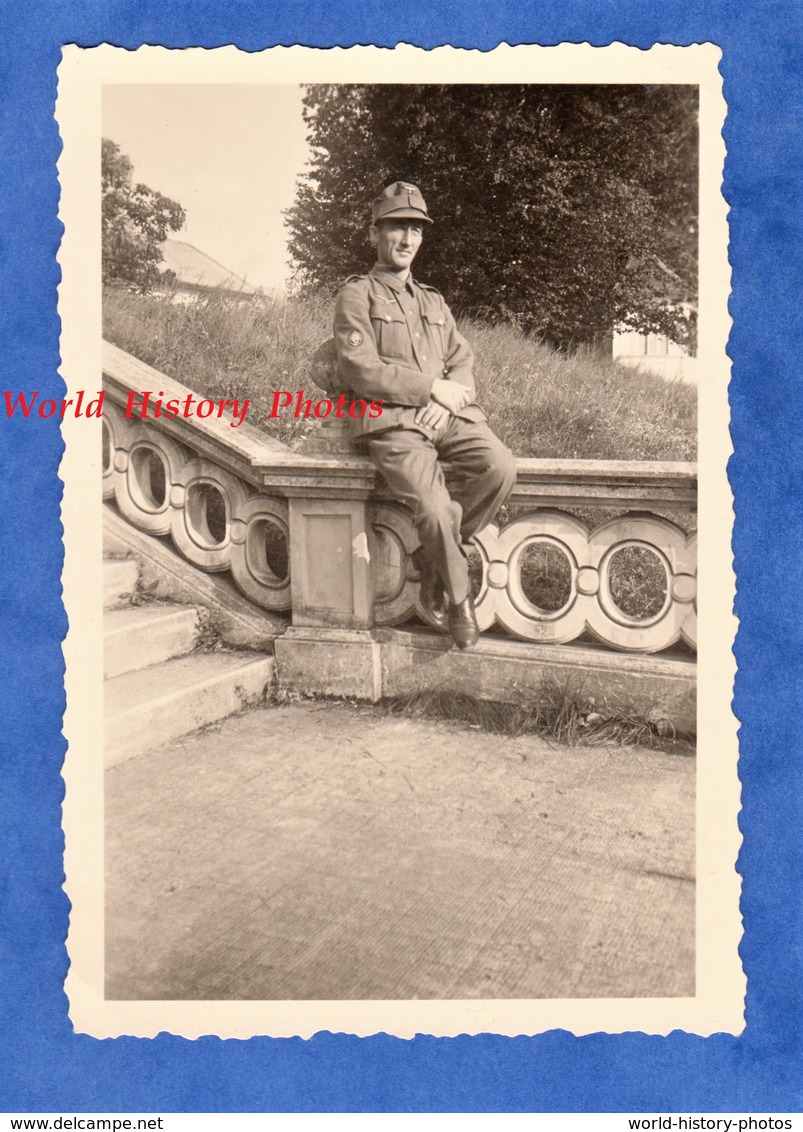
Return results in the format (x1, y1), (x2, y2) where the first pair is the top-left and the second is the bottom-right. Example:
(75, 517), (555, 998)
(370, 263), (416, 294)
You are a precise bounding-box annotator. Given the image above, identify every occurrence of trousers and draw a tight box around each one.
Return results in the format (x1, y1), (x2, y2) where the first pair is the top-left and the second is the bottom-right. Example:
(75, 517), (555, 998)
(366, 418), (517, 604)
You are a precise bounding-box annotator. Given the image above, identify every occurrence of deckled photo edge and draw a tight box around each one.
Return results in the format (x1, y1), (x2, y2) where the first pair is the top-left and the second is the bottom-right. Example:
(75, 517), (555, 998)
(57, 42), (741, 1040)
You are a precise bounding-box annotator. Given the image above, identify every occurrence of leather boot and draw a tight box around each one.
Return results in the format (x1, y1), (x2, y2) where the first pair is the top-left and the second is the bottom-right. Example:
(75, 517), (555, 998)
(413, 548), (446, 621)
(448, 593), (479, 649)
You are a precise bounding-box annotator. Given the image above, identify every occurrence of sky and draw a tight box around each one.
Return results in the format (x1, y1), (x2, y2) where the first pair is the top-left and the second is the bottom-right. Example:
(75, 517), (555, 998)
(102, 85), (311, 292)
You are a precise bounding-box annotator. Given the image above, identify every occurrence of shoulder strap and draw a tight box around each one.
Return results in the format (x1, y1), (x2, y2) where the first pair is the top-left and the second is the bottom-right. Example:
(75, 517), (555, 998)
(338, 273), (368, 289)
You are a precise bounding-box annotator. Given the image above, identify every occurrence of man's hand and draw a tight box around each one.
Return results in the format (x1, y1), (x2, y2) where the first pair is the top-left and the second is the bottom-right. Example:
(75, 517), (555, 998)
(415, 400), (452, 431)
(430, 377), (473, 415)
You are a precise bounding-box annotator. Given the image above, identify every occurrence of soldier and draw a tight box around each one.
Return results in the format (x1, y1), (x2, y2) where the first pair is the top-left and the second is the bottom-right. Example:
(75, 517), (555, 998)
(334, 181), (517, 648)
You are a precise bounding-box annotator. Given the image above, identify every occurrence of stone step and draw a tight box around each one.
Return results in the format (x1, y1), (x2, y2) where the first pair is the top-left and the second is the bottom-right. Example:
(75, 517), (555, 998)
(104, 558), (139, 610)
(104, 603), (200, 679)
(105, 651), (273, 768)
(103, 505), (286, 650)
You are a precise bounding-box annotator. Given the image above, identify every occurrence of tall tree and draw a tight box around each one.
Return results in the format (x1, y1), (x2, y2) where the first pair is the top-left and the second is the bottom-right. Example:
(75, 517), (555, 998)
(102, 139), (186, 292)
(286, 85), (698, 350)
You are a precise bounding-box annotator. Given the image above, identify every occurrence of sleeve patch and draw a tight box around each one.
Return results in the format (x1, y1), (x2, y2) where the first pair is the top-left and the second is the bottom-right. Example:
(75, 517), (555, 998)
(347, 330), (363, 347)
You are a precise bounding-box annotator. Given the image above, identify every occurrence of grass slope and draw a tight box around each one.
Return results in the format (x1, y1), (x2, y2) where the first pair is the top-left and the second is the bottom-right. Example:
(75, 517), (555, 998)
(103, 286), (697, 461)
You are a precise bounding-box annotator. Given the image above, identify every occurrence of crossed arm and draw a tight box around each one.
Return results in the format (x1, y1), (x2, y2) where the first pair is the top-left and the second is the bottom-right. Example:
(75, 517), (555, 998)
(416, 378), (473, 429)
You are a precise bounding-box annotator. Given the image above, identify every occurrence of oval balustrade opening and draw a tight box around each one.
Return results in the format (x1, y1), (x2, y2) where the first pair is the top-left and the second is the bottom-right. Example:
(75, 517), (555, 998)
(128, 445), (167, 512)
(606, 544), (668, 621)
(186, 481), (228, 548)
(466, 545), (485, 601)
(518, 541), (573, 613)
(246, 517), (289, 586)
(371, 524), (406, 604)
(102, 421), (112, 475)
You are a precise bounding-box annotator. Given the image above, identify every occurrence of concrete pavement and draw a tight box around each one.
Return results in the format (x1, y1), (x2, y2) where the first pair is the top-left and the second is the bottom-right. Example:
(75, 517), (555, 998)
(105, 699), (694, 1001)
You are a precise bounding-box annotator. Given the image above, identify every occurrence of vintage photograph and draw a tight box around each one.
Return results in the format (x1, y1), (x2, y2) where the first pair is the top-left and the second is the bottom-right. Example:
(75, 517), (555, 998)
(58, 44), (739, 1039)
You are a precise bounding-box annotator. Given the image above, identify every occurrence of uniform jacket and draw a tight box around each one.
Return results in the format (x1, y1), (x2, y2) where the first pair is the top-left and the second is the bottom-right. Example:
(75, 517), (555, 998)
(333, 263), (487, 439)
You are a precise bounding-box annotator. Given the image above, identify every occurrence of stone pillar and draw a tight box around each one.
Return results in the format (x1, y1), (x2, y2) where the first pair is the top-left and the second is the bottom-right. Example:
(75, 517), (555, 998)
(271, 419), (383, 701)
(286, 495), (374, 630)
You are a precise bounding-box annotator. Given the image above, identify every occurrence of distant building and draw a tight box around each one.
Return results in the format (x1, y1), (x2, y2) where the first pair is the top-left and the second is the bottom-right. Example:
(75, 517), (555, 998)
(613, 255), (697, 383)
(156, 238), (259, 300)
(612, 328), (697, 384)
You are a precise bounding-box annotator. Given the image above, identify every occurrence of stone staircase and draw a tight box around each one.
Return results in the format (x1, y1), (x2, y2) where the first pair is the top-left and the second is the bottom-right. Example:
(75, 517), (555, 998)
(103, 556), (273, 768)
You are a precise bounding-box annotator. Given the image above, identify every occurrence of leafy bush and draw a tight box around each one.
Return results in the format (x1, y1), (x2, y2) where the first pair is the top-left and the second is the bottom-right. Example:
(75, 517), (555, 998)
(287, 85), (698, 351)
(102, 140), (185, 292)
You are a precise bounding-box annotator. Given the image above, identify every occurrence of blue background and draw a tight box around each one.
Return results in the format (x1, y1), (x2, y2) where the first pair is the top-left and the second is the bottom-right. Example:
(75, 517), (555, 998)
(1, 0), (801, 1113)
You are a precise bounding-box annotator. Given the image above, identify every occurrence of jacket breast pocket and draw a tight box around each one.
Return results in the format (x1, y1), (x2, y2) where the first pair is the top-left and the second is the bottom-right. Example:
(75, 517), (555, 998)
(370, 302), (409, 360)
(421, 309), (447, 359)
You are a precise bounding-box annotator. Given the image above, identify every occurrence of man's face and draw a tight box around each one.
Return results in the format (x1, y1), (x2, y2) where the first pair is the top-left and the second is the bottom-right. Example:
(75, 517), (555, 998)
(371, 218), (423, 273)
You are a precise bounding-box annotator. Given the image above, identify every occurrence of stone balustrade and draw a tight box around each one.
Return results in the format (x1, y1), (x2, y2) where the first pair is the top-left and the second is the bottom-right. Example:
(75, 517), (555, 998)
(372, 501), (696, 654)
(103, 389), (294, 615)
(103, 341), (697, 672)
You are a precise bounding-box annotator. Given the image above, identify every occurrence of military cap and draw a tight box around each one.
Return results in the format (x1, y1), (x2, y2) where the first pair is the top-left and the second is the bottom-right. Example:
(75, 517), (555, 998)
(372, 181), (433, 225)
